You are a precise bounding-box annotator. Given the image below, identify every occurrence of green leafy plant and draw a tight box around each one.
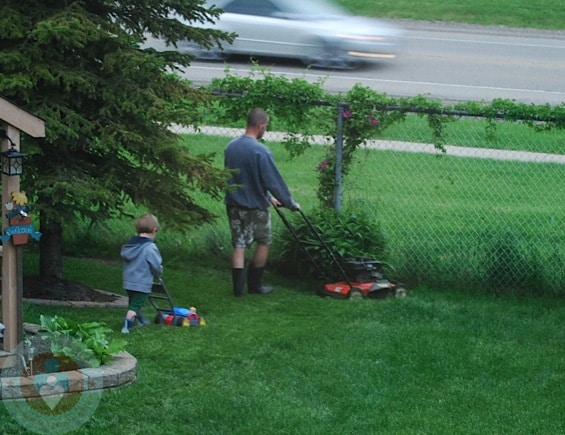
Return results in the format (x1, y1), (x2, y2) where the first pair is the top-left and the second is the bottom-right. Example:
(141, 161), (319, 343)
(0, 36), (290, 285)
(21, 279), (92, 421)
(278, 208), (386, 281)
(39, 315), (127, 368)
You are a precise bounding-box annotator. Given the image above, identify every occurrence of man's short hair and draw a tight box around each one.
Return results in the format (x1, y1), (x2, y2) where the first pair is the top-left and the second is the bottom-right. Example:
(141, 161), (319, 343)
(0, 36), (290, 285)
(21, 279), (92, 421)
(247, 108), (269, 127)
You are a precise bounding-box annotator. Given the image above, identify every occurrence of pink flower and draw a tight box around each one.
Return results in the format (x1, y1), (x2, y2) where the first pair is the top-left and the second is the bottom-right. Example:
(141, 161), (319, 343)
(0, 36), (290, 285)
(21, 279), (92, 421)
(369, 114), (379, 126)
(317, 160), (331, 171)
(343, 109), (352, 119)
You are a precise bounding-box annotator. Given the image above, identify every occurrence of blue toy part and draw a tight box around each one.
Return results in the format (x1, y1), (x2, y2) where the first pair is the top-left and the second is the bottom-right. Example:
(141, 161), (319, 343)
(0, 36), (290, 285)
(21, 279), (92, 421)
(173, 307), (190, 317)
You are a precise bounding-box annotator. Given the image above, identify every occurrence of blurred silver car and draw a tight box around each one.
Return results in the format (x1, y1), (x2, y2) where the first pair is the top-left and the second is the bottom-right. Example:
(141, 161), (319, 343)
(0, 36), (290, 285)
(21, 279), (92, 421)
(180, 0), (402, 69)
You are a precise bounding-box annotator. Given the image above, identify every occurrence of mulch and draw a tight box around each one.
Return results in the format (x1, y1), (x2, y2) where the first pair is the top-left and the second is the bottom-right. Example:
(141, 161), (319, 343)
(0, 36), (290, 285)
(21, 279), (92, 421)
(23, 276), (119, 303)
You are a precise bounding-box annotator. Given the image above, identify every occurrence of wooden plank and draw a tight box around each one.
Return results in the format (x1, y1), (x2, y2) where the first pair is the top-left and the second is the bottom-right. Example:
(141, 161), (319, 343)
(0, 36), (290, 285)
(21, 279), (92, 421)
(0, 97), (45, 138)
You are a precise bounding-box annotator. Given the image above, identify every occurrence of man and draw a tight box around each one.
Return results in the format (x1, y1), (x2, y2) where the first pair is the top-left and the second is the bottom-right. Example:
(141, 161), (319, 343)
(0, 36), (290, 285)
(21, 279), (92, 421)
(225, 108), (300, 297)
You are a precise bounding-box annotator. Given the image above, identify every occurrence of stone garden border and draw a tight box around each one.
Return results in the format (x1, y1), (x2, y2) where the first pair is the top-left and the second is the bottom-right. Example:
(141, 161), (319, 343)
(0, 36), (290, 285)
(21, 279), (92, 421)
(1, 290), (136, 400)
(0, 351), (137, 400)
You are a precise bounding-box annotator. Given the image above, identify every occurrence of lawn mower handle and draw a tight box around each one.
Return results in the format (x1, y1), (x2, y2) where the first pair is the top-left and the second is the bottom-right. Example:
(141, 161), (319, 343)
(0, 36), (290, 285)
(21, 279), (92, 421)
(273, 206), (354, 287)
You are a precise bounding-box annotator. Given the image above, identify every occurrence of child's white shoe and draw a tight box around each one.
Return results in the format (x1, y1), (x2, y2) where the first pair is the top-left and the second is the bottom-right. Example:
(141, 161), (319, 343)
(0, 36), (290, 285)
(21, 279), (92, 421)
(121, 317), (135, 334)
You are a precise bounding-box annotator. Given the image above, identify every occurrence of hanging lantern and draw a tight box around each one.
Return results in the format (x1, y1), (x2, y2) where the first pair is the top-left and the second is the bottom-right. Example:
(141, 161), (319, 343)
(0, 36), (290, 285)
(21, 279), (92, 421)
(1, 129), (25, 176)
(2, 147), (26, 176)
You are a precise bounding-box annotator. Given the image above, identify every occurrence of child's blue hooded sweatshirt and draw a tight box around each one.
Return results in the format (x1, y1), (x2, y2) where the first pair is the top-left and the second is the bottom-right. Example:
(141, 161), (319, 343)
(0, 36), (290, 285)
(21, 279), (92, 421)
(121, 236), (163, 293)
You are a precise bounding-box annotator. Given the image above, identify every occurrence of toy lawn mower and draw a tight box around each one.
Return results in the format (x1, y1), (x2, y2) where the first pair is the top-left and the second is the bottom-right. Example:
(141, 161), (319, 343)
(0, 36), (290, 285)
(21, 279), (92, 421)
(149, 279), (206, 327)
(275, 207), (407, 300)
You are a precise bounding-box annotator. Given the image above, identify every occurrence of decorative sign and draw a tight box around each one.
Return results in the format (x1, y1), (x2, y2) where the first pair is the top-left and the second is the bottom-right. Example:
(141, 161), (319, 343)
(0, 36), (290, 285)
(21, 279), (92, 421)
(1, 191), (41, 245)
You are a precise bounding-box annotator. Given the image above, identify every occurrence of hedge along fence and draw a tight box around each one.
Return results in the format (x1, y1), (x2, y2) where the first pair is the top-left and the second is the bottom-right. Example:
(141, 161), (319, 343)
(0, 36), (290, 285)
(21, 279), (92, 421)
(176, 68), (565, 295)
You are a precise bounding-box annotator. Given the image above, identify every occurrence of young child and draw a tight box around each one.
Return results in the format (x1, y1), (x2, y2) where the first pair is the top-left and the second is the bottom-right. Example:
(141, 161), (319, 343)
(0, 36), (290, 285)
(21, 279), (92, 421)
(121, 213), (163, 333)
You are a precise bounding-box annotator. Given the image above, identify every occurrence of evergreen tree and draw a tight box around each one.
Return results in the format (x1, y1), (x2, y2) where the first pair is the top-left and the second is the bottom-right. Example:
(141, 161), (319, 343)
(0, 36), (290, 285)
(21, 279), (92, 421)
(0, 1), (231, 291)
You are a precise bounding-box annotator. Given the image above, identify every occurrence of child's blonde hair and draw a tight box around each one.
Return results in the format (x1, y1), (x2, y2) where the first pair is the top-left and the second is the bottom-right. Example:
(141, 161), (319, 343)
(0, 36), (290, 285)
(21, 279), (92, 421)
(135, 214), (160, 234)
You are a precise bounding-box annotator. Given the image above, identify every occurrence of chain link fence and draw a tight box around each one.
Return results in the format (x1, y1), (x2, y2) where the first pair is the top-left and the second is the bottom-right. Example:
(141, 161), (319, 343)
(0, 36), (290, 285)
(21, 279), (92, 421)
(172, 106), (564, 295)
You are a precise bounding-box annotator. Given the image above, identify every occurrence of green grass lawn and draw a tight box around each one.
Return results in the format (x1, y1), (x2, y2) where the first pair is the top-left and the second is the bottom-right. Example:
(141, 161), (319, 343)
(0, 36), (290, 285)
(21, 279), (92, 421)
(3, 257), (563, 434)
(337, 0), (565, 30)
(3, 130), (562, 432)
(380, 115), (565, 155)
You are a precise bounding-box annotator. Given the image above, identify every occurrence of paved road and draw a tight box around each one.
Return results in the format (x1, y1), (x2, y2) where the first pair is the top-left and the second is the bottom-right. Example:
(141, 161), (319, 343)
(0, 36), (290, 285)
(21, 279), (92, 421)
(158, 20), (565, 106)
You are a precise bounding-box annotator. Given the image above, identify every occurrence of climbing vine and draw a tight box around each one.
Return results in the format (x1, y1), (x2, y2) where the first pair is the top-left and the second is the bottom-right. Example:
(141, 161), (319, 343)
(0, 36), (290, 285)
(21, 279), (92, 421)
(203, 66), (565, 208)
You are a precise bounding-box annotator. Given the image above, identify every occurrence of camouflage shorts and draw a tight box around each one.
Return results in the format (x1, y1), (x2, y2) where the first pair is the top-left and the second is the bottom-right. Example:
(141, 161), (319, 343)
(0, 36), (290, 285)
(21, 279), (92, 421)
(227, 206), (272, 248)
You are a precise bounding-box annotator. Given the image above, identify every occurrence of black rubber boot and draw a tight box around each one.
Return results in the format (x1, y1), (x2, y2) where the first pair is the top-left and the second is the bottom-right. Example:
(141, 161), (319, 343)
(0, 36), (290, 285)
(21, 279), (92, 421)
(232, 268), (246, 297)
(247, 267), (273, 294)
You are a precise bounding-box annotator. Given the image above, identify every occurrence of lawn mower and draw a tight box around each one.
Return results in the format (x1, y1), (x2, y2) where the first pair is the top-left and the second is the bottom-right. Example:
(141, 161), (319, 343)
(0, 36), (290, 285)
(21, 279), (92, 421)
(149, 279), (206, 327)
(275, 207), (407, 300)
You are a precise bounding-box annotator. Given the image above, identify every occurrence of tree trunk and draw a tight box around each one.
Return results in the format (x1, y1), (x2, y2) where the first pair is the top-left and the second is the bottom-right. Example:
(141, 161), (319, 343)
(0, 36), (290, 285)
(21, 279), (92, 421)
(39, 211), (64, 281)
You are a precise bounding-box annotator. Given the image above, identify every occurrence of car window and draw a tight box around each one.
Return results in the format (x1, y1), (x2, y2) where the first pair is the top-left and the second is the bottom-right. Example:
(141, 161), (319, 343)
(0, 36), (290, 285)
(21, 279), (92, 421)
(223, 0), (282, 17)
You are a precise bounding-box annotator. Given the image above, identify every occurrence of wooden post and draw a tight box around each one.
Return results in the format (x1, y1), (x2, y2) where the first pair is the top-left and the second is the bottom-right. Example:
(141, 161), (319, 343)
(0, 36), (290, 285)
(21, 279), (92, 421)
(0, 97), (45, 353)
(1, 124), (21, 351)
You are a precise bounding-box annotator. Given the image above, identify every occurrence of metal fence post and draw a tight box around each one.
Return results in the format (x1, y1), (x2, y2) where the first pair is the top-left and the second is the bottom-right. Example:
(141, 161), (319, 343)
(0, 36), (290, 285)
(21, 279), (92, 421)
(334, 103), (345, 211)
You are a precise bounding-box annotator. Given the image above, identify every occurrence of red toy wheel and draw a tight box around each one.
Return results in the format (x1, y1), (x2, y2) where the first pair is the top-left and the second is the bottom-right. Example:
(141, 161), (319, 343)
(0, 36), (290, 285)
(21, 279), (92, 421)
(163, 314), (176, 326)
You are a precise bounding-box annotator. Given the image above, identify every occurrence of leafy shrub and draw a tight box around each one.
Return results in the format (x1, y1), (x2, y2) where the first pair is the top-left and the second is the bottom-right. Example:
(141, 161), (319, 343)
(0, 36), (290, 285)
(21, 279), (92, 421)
(277, 208), (386, 282)
(40, 315), (127, 368)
